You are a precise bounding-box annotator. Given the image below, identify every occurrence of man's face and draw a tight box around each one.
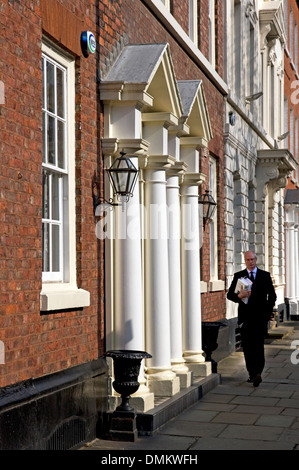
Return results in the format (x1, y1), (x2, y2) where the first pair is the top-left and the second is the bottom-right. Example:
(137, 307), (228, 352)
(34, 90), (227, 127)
(245, 252), (257, 271)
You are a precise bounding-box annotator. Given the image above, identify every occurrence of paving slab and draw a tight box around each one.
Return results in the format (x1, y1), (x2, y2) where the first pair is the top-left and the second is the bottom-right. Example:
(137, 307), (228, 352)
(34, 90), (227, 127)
(83, 434), (196, 451)
(279, 429), (299, 446)
(200, 393), (236, 404)
(231, 404), (285, 415)
(218, 424), (284, 441)
(255, 414), (295, 427)
(230, 395), (279, 406)
(282, 408), (299, 417)
(210, 385), (253, 396)
(277, 398), (299, 409)
(193, 401), (236, 412)
(211, 411), (259, 425)
(175, 409), (218, 422)
(251, 388), (293, 398)
(159, 420), (227, 438)
(190, 436), (294, 450)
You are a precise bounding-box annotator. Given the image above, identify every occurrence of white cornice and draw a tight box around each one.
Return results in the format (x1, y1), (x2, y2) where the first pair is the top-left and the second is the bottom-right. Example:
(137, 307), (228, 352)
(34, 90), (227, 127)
(259, 0), (286, 43)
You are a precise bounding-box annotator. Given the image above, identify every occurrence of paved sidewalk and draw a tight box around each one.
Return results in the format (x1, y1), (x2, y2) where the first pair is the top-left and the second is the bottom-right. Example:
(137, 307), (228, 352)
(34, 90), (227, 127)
(81, 321), (299, 451)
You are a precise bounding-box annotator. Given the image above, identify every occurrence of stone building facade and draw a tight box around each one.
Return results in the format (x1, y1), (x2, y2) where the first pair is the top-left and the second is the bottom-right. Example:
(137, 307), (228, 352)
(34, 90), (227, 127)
(224, 0), (297, 323)
(284, 0), (299, 319)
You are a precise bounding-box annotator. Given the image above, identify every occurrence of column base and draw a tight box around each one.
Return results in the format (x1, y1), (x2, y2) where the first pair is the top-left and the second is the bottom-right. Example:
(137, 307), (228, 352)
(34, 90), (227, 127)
(183, 351), (211, 377)
(146, 368), (180, 397)
(286, 298), (298, 317)
(175, 371), (192, 388)
(109, 391), (155, 413)
(186, 361), (212, 377)
(171, 361), (192, 388)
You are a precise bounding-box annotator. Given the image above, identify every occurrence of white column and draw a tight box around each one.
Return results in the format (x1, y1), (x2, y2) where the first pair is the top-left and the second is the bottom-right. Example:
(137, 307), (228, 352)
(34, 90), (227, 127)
(144, 157), (180, 396)
(113, 156), (154, 411)
(166, 163), (191, 388)
(295, 222), (299, 313)
(285, 206), (299, 318)
(181, 174), (211, 377)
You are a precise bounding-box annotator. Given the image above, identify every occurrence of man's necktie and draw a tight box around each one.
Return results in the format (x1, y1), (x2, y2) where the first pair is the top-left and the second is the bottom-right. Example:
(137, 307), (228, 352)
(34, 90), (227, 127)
(249, 271), (253, 281)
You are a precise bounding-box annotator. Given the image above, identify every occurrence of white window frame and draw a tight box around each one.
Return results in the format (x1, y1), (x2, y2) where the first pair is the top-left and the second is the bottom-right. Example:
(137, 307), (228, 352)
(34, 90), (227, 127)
(209, 156), (218, 280)
(160, 0), (170, 10)
(40, 41), (89, 311)
(290, 7), (293, 59)
(295, 21), (298, 72)
(208, 156), (224, 292)
(42, 52), (68, 282)
(295, 116), (298, 183)
(209, 0), (216, 67)
(189, 0), (198, 46)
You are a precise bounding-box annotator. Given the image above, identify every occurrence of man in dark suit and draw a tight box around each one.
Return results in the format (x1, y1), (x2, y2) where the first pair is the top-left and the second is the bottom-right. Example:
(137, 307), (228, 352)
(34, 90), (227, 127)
(227, 251), (276, 387)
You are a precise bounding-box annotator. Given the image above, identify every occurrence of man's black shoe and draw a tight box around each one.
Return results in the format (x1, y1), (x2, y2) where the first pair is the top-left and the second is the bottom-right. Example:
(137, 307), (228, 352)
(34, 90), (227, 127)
(253, 374), (262, 387)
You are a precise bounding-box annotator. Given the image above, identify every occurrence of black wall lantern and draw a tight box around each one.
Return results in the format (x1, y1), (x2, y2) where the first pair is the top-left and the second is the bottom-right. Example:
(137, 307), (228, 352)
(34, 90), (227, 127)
(198, 189), (217, 229)
(107, 152), (139, 202)
(93, 152), (139, 214)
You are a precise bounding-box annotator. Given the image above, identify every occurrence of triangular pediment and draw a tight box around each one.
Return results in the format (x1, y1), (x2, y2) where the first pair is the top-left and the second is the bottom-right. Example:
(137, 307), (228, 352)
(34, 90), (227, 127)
(177, 80), (213, 144)
(100, 43), (182, 118)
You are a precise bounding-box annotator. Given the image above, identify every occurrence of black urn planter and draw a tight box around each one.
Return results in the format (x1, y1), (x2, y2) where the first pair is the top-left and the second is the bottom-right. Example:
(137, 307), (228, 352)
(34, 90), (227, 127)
(104, 349), (151, 441)
(105, 349), (152, 412)
(201, 321), (226, 373)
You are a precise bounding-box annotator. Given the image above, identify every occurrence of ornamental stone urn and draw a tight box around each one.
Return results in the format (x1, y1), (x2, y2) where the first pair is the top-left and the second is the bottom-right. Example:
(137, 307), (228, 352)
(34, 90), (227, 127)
(104, 349), (151, 441)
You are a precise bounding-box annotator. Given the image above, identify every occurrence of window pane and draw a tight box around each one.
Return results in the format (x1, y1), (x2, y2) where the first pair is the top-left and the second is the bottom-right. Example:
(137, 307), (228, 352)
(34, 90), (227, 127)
(52, 224), (60, 272)
(42, 50), (70, 281)
(52, 174), (60, 220)
(56, 68), (65, 118)
(46, 61), (55, 113)
(42, 171), (49, 219)
(42, 223), (50, 272)
(42, 112), (46, 163)
(42, 58), (45, 109)
(57, 120), (65, 169)
(47, 115), (56, 165)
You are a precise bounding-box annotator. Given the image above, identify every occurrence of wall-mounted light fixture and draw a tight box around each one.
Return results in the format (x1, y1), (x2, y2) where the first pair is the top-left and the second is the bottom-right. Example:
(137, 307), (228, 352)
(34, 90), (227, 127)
(245, 91), (263, 104)
(277, 131), (290, 142)
(274, 131), (290, 149)
(93, 152), (139, 214)
(198, 190), (217, 230)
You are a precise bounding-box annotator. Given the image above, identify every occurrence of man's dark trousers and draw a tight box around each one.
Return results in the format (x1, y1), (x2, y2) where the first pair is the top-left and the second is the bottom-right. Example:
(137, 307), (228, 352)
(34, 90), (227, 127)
(227, 268), (276, 380)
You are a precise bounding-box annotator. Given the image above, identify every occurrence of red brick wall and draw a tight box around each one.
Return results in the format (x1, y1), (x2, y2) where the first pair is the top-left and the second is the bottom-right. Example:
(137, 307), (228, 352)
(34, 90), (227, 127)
(0, 0), (226, 389)
(284, 0), (299, 189)
(0, 0), (104, 388)
(98, 0), (226, 321)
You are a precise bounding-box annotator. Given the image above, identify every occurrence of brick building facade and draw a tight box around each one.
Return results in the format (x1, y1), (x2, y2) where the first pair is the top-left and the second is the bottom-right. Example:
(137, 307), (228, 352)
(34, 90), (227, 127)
(0, 0), (229, 449)
(0, 0), (106, 449)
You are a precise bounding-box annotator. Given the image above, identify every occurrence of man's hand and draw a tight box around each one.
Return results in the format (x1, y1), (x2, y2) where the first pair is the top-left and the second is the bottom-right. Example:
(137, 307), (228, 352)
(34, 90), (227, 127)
(238, 285), (251, 299)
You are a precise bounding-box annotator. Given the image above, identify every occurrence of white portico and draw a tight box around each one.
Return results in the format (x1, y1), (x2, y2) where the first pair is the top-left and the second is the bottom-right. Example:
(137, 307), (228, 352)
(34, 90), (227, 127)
(99, 43), (213, 409)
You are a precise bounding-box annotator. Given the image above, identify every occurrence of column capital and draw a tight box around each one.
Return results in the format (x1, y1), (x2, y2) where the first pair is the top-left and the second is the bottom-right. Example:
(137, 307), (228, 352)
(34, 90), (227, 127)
(142, 112), (178, 128)
(101, 137), (150, 157)
(146, 154), (176, 169)
(166, 161), (188, 178)
(181, 172), (206, 186)
(180, 136), (209, 149)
